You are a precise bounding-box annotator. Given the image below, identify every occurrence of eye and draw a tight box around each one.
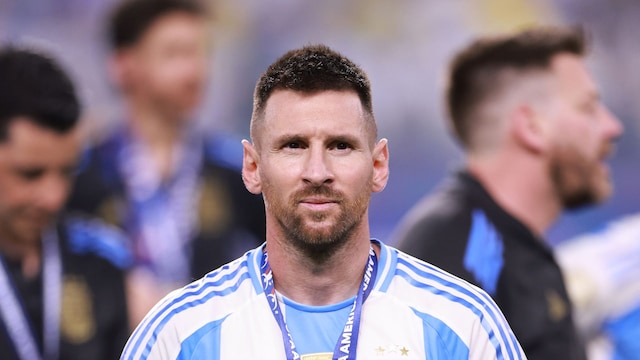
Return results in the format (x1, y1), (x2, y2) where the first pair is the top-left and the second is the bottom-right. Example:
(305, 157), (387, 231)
(329, 140), (354, 153)
(285, 142), (301, 149)
(581, 101), (598, 115)
(336, 142), (350, 150)
(17, 168), (45, 181)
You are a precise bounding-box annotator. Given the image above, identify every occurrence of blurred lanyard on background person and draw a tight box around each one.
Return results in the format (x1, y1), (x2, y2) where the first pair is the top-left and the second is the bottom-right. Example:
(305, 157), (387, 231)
(0, 228), (61, 360)
(260, 246), (378, 360)
(118, 130), (202, 283)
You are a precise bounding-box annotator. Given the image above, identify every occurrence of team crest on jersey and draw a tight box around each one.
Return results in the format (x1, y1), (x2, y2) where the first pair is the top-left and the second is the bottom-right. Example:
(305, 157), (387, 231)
(374, 344), (411, 358)
(546, 288), (567, 322)
(61, 275), (95, 343)
(97, 195), (125, 227)
(197, 177), (232, 235)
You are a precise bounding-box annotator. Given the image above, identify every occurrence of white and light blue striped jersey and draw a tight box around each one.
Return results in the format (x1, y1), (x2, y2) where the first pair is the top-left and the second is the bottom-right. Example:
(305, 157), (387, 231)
(556, 213), (640, 360)
(121, 240), (526, 359)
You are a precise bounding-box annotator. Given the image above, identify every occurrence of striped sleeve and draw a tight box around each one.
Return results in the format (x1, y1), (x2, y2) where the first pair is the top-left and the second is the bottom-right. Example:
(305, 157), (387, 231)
(395, 252), (526, 359)
(120, 257), (251, 360)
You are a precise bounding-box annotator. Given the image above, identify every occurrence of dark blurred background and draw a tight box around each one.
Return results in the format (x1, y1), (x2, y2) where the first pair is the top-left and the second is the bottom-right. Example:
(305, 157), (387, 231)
(1, 0), (637, 245)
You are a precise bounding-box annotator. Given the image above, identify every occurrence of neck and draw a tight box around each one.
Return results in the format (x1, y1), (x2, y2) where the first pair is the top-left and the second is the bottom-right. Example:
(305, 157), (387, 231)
(127, 101), (187, 179)
(0, 229), (42, 278)
(467, 152), (562, 238)
(264, 218), (375, 306)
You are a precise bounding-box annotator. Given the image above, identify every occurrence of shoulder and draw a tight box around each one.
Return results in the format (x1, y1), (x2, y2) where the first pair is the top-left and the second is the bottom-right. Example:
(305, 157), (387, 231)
(393, 180), (475, 258)
(391, 248), (496, 312)
(556, 212), (640, 279)
(121, 249), (260, 360)
(394, 176), (473, 238)
(61, 215), (132, 270)
(558, 213), (640, 255)
(556, 213), (640, 332)
(385, 247), (524, 358)
(379, 241), (501, 316)
(75, 129), (124, 175)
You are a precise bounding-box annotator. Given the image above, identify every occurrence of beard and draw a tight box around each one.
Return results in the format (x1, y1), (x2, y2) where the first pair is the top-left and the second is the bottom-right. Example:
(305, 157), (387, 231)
(550, 142), (613, 209)
(264, 180), (371, 261)
(0, 209), (50, 248)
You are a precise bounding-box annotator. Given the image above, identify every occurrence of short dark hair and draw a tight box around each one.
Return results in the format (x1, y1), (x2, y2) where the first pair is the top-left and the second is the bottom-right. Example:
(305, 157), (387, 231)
(0, 46), (80, 141)
(447, 26), (587, 148)
(108, 0), (206, 49)
(251, 44), (377, 144)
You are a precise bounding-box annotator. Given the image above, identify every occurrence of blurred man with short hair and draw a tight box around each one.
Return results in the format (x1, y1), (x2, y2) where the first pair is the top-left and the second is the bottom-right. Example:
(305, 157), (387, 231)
(67, 0), (265, 326)
(395, 26), (623, 360)
(0, 46), (129, 360)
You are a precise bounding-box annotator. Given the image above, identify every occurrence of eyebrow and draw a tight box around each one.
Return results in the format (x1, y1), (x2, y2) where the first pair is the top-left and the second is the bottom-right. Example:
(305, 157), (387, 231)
(272, 133), (364, 147)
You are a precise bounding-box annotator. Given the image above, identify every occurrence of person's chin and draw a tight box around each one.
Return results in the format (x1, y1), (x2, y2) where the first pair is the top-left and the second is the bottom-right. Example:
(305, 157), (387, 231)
(594, 180), (614, 203)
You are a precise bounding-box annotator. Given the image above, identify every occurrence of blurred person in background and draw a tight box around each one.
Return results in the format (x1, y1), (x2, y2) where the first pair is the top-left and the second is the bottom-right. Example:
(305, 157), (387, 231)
(0, 46), (129, 360)
(66, 0), (265, 327)
(394, 26), (623, 360)
(556, 214), (640, 360)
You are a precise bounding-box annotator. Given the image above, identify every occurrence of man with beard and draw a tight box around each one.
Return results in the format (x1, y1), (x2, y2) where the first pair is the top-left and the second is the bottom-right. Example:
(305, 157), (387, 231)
(67, 0), (265, 326)
(121, 45), (525, 359)
(394, 26), (623, 360)
(0, 47), (129, 360)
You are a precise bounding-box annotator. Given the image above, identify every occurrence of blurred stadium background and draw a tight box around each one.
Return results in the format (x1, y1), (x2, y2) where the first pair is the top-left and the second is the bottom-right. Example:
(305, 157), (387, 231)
(1, 0), (638, 245)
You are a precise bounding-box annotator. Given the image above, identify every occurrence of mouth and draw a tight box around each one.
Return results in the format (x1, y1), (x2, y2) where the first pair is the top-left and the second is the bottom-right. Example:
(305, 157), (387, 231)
(600, 143), (615, 160)
(299, 198), (339, 211)
(22, 212), (53, 228)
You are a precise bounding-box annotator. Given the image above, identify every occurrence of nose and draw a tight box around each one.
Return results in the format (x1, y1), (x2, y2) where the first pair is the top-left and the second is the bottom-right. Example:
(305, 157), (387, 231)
(602, 105), (624, 140)
(301, 146), (334, 186)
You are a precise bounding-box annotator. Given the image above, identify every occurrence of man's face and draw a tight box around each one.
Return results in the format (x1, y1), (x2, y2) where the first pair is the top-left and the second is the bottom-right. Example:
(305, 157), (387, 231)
(0, 118), (81, 244)
(120, 12), (209, 120)
(545, 53), (623, 208)
(246, 90), (388, 254)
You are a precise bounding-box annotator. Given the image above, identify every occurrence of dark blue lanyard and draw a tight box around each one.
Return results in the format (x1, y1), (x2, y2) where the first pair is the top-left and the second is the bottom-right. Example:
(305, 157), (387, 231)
(260, 246), (378, 360)
(0, 228), (61, 360)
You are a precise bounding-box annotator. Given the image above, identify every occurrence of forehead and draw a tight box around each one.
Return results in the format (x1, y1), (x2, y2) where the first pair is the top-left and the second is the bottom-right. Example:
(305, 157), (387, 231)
(549, 53), (597, 95)
(139, 12), (206, 45)
(261, 89), (367, 137)
(0, 118), (80, 165)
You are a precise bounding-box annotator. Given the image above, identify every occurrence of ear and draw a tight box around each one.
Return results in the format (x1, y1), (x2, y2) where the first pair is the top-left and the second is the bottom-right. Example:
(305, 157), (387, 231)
(371, 138), (390, 193)
(108, 49), (134, 90)
(510, 104), (547, 155)
(242, 139), (262, 194)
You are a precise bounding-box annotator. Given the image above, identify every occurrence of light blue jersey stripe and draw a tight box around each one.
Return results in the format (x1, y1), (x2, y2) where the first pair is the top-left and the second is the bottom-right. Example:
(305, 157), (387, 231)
(176, 317), (228, 360)
(463, 210), (504, 296)
(412, 308), (470, 359)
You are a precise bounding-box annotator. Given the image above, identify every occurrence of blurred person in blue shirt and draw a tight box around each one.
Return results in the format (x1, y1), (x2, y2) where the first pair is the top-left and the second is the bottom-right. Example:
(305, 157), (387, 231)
(556, 214), (640, 360)
(67, 0), (265, 327)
